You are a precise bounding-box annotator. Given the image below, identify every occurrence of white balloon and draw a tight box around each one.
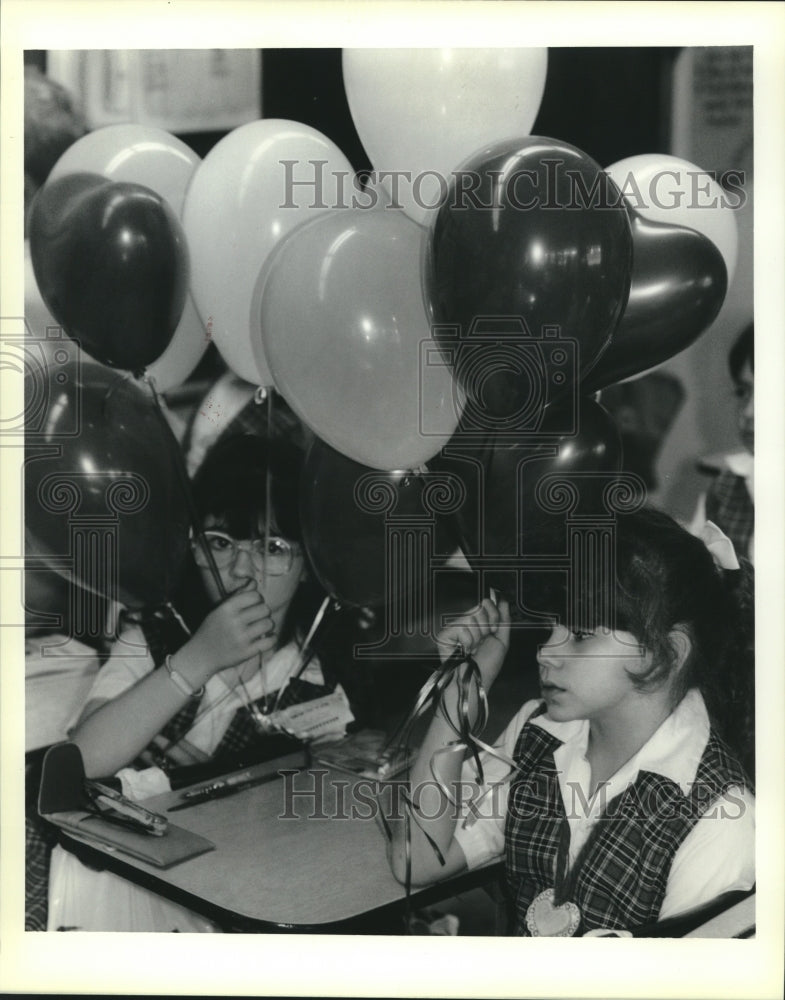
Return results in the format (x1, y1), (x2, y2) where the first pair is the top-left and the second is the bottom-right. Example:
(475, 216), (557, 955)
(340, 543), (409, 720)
(343, 48), (548, 226)
(145, 295), (209, 393)
(606, 153), (739, 285)
(182, 120), (354, 387)
(49, 124), (199, 216)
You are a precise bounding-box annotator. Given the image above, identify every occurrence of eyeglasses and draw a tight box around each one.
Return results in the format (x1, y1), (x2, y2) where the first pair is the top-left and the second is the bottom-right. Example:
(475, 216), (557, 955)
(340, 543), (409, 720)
(192, 530), (297, 576)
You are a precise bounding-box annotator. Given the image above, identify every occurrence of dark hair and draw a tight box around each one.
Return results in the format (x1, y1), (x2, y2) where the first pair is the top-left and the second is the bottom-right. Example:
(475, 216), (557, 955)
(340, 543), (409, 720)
(191, 432), (304, 544)
(188, 433), (327, 648)
(121, 432), (372, 720)
(559, 507), (754, 766)
(188, 433), (370, 710)
(728, 323), (754, 382)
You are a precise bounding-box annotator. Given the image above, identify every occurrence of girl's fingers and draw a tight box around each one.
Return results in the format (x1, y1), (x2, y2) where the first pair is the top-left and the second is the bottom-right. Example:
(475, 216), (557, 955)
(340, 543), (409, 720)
(243, 612), (275, 640)
(226, 587), (265, 611)
(435, 594), (508, 657)
(437, 621), (488, 656)
(238, 605), (273, 630)
(255, 632), (278, 656)
(483, 598), (501, 629)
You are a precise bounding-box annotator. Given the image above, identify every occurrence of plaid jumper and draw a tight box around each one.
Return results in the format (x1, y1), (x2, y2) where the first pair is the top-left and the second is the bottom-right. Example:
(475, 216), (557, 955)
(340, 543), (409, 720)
(705, 470), (754, 561)
(504, 721), (749, 935)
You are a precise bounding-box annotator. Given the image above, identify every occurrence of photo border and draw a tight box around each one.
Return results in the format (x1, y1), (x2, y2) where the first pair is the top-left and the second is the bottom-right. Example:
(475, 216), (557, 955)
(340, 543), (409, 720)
(2, 3), (783, 997)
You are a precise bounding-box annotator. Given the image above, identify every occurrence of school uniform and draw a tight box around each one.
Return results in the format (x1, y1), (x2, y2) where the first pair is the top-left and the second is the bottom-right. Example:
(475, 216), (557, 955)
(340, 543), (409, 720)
(453, 689), (755, 935)
(46, 626), (330, 931)
(691, 452), (754, 564)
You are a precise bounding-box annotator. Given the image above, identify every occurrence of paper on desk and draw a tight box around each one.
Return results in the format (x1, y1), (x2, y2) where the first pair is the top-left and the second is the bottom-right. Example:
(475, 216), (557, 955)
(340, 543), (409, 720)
(269, 685), (354, 744)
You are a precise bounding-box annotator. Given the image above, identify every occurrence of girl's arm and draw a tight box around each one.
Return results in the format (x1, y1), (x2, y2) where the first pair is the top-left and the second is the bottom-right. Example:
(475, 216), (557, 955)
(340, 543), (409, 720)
(388, 596), (510, 885)
(72, 582), (277, 778)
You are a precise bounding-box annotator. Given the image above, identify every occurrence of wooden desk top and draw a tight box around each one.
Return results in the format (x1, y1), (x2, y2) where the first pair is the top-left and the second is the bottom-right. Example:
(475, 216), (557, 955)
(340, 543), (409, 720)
(61, 757), (503, 931)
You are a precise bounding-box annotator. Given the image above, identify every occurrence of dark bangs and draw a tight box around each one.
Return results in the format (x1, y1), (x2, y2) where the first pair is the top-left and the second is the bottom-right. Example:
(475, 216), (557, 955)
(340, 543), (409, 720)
(525, 528), (642, 638)
(526, 508), (728, 692)
(570, 508), (726, 690)
(191, 434), (304, 542)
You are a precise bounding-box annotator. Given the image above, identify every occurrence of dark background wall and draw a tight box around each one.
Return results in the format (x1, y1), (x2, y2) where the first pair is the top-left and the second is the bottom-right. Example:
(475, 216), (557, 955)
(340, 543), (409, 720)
(26, 47), (679, 171)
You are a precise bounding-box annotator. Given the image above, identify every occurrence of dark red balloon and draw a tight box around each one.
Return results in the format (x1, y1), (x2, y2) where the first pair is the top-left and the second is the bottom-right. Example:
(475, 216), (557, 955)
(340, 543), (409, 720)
(28, 172), (189, 371)
(24, 361), (190, 608)
(425, 137), (633, 418)
(300, 437), (459, 609)
(432, 396), (624, 598)
(581, 210), (728, 394)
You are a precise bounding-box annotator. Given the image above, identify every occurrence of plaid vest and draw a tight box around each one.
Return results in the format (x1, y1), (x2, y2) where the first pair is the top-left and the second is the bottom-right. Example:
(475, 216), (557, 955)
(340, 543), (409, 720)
(705, 470), (754, 561)
(504, 717), (749, 935)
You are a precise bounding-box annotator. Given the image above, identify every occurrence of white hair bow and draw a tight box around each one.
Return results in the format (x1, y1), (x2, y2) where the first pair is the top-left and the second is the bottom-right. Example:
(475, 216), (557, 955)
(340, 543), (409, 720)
(701, 520), (741, 571)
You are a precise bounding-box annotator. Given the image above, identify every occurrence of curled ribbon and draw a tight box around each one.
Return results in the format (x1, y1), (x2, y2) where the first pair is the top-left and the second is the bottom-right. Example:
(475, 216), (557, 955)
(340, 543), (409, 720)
(378, 644), (523, 877)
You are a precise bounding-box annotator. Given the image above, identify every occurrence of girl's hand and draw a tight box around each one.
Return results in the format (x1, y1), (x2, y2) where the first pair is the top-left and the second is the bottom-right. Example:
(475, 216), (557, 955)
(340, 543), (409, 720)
(435, 595), (511, 690)
(178, 580), (277, 686)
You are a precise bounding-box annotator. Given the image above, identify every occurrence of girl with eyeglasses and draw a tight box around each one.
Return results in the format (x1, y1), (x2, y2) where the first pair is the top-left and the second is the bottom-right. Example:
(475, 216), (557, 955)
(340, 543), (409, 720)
(48, 434), (345, 931)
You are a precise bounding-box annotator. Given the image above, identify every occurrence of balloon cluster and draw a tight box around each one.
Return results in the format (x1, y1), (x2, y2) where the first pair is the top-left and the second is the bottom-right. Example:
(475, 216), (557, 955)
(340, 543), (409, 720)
(26, 125), (204, 608)
(25, 52), (735, 619)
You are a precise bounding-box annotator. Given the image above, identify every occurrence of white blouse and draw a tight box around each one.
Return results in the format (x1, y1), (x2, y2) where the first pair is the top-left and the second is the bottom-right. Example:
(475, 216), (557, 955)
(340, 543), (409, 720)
(453, 688), (755, 922)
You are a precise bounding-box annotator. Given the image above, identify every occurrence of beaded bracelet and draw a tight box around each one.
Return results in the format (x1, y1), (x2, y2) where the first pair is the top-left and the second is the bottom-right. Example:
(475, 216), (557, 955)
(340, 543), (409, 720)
(164, 655), (205, 699)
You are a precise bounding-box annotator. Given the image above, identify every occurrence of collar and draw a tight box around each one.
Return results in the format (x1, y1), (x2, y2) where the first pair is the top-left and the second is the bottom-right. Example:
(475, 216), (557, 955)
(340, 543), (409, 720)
(724, 451), (754, 480)
(528, 688), (710, 796)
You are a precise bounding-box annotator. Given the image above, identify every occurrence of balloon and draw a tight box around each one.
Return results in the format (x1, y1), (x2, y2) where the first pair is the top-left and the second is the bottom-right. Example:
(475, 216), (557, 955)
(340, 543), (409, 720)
(49, 124), (209, 391)
(425, 137), (633, 419)
(27, 236), (207, 397)
(343, 48), (548, 226)
(300, 437), (458, 608)
(261, 209), (462, 471)
(24, 361), (190, 608)
(24, 240), (62, 365)
(24, 536), (74, 633)
(581, 211), (728, 394)
(352, 569), (485, 662)
(605, 153), (739, 285)
(182, 120), (354, 386)
(143, 297), (209, 392)
(28, 173), (189, 371)
(49, 124), (199, 216)
(432, 396), (624, 602)
(25, 526), (111, 643)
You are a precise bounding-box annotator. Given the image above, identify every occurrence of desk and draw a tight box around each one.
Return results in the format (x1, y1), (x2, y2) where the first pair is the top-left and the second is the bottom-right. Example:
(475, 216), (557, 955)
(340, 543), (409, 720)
(60, 758), (505, 933)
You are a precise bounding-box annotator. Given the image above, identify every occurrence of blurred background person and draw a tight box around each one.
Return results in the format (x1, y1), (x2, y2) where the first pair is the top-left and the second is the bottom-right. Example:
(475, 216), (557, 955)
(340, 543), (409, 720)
(691, 323), (754, 564)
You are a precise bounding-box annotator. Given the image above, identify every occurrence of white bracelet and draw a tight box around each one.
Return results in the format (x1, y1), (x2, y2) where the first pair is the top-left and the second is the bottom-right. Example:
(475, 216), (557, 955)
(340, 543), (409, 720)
(164, 655), (205, 699)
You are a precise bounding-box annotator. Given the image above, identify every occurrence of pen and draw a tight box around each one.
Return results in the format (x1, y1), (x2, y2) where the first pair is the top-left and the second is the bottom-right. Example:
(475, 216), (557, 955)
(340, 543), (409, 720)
(167, 770), (284, 812)
(182, 769), (255, 800)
